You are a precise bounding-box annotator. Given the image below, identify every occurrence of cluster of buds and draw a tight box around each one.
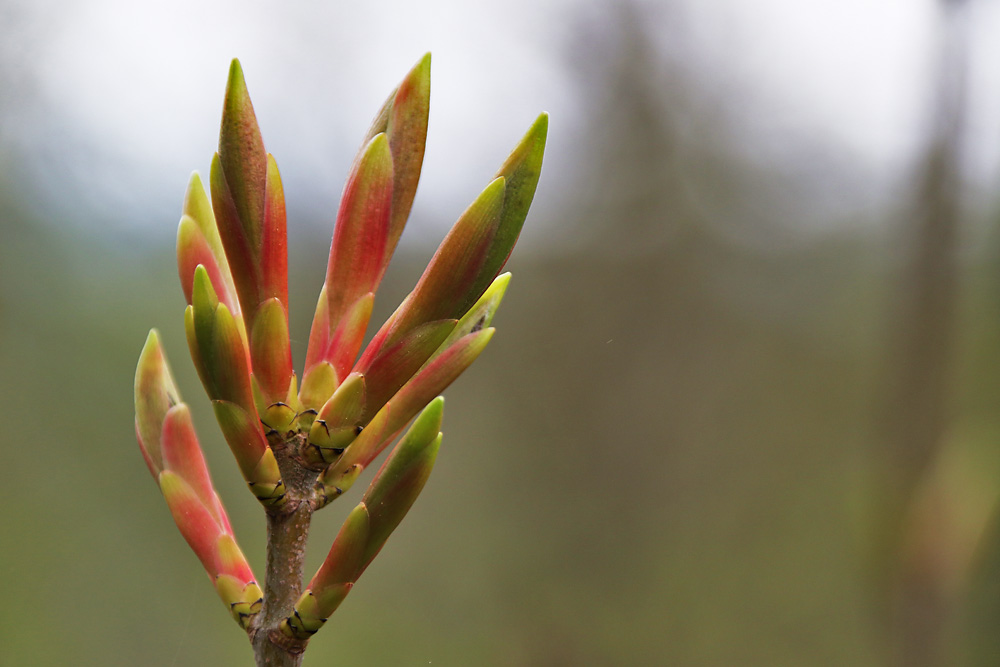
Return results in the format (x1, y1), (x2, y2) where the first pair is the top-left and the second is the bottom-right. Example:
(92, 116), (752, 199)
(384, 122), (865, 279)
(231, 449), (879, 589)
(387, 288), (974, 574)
(133, 53), (545, 658)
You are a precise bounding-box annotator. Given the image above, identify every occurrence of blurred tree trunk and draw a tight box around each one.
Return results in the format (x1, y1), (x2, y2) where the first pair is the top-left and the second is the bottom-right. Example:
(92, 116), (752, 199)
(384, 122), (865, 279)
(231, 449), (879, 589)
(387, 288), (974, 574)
(879, 2), (969, 666)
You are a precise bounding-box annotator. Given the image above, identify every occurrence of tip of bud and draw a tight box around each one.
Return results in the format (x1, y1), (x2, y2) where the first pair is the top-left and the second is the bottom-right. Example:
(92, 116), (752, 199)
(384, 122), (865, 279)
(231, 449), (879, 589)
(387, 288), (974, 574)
(533, 111), (549, 132)
(144, 328), (161, 350)
(228, 58), (245, 86)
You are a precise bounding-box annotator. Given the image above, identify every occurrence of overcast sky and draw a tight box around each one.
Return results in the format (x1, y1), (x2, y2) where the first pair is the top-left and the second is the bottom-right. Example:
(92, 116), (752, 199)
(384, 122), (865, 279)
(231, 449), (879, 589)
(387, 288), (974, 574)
(3, 0), (1000, 242)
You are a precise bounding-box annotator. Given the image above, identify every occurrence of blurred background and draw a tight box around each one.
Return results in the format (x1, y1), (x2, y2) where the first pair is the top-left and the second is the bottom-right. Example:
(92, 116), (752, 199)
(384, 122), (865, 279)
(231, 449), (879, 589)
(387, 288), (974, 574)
(4, 0), (1000, 664)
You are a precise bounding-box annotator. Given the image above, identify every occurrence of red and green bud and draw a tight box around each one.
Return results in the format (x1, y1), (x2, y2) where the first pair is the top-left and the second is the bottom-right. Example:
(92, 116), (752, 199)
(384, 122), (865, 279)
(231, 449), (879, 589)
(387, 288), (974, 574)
(285, 400), (442, 639)
(135, 330), (181, 478)
(357, 177), (504, 369)
(306, 372), (367, 465)
(352, 113), (544, 401)
(212, 399), (286, 506)
(185, 266), (286, 506)
(358, 397), (442, 570)
(302, 53), (431, 410)
(210, 59), (295, 413)
(323, 134), (393, 334)
(302, 134), (392, 387)
(317, 330), (491, 503)
(159, 471), (262, 628)
(249, 297), (295, 410)
(283, 504), (368, 639)
(342, 115), (540, 418)
(176, 173), (242, 325)
(471, 113), (547, 298)
(211, 59), (281, 309)
(301, 291), (374, 412)
(187, 267), (253, 407)
(362, 52), (431, 281)
(134, 332), (260, 628)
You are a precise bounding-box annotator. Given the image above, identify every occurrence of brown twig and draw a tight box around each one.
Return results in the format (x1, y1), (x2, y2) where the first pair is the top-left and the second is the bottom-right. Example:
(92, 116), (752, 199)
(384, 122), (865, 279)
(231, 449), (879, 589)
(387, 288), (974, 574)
(249, 434), (317, 666)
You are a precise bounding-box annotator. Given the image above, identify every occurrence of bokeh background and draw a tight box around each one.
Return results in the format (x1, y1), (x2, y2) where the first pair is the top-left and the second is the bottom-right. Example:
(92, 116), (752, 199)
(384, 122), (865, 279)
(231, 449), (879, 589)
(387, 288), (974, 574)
(5, 0), (1000, 664)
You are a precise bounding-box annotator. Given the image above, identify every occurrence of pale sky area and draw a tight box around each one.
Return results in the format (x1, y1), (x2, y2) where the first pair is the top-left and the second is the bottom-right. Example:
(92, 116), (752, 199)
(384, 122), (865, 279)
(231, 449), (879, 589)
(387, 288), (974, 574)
(3, 0), (1000, 242)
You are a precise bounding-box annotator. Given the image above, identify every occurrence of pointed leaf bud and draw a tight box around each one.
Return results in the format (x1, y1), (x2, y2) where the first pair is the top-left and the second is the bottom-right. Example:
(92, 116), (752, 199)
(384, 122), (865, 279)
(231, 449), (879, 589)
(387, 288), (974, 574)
(248, 447), (287, 507)
(359, 401), (442, 570)
(327, 134), (393, 322)
(157, 471), (261, 628)
(177, 173), (241, 318)
(136, 330), (258, 627)
(312, 502), (370, 590)
(299, 361), (338, 414)
(249, 297), (294, 406)
(218, 58), (267, 259)
(262, 153), (288, 306)
(284, 504), (369, 639)
(211, 303), (255, 407)
(473, 113), (547, 295)
(305, 135), (392, 379)
(182, 172), (219, 250)
(368, 52), (431, 277)
(135, 330), (180, 477)
(307, 372), (367, 464)
(320, 329), (490, 495)
(307, 402), (442, 622)
(356, 177), (504, 374)
(210, 151), (258, 312)
(210, 59), (290, 339)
